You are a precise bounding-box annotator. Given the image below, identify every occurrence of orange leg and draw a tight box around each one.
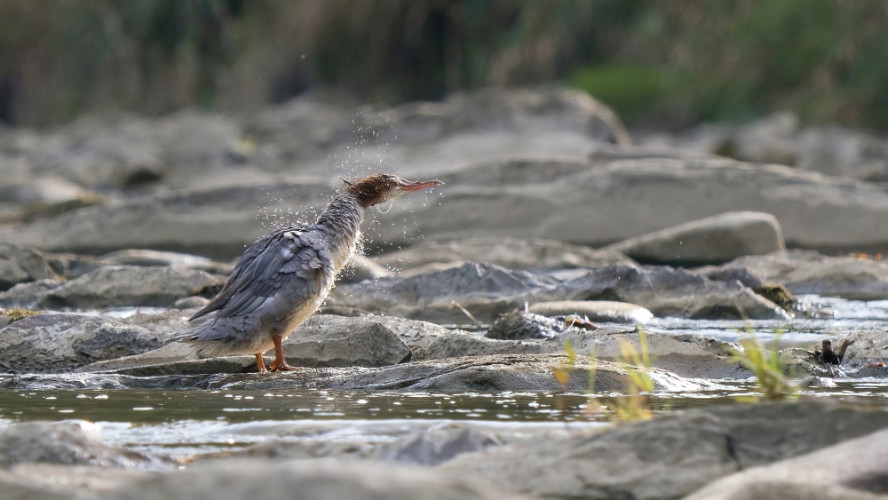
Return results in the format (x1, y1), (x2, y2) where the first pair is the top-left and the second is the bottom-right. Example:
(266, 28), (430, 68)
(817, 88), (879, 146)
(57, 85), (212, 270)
(255, 353), (268, 373)
(268, 334), (300, 372)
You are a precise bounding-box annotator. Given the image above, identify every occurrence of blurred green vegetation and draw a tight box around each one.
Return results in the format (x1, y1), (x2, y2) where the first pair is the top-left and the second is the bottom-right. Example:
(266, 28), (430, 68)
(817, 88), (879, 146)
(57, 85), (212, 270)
(1, 0), (887, 129)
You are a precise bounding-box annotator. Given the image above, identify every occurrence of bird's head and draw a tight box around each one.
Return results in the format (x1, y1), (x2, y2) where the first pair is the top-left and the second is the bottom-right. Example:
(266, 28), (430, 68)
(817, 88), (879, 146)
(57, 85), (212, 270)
(344, 173), (443, 208)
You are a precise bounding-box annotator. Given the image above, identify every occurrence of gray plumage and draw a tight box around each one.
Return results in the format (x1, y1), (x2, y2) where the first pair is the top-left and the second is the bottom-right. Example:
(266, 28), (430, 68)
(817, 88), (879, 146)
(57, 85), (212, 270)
(175, 173), (442, 372)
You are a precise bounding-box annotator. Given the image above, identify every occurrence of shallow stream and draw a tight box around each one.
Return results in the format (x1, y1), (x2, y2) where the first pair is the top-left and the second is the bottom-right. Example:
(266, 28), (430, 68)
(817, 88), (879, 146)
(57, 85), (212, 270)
(1, 295), (886, 460)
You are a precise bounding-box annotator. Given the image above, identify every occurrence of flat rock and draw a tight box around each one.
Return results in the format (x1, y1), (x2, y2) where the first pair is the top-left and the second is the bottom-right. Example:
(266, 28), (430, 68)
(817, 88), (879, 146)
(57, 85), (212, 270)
(40, 353), (720, 393)
(686, 426), (888, 500)
(0, 265), (225, 309)
(0, 313), (167, 373)
(374, 236), (632, 274)
(439, 401), (888, 500)
(527, 300), (654, 323)
(328, 261), (788, 323)
(9, 154), (888, 258)
(604, 211), (785, 265)
(276, 315), (412, 367)
(100, 459), (529, 500)
(714, 250), (888, 299)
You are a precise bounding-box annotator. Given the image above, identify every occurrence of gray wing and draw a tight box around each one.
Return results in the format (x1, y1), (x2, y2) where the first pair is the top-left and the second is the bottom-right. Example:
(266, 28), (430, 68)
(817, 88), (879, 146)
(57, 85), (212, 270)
(188, 225), (324, 321)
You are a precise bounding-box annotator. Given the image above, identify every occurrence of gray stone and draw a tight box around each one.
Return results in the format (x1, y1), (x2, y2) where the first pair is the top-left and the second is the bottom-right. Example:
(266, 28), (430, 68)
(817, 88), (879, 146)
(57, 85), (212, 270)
(686, 427), (888, 500)
(439, 401), (888, 500)
(486, 312), (566, 340)
(0, 421), (158, 468)
(374, 426), (501, 466)
(281, 315), (412, 367)
(328, 261), (787, 323)
(100, 459), (528, 500)
(374, 236), (631, 274)
(0, 313), (166, 373)
(528, 300), (654, 323)
(717, 250), (888, 300)
(19, 265), (225, 309)
(0, 279), (63, 309)
(0, 245), (58, 291)
(604, 211), (785, 265)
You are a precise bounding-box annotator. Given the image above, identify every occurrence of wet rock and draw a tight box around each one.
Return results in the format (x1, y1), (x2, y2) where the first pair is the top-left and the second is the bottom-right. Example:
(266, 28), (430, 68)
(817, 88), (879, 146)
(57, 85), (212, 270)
(527, 300), (654, 323)
(604, 211), (785, 265)
(486, 312), (565, 340)
(439, 401), (888, 500)
(279, 315), (412, 367)
(0, 245), (58, 291)
(717, 250), (888, 300)
(374, 426), (501, 466)
(6, 265), (225, 310)
(367, 315), (543, 361)
(686, 426), (888, 500)
(0, 421), (158, 468)
(832, 330), (888, 377)
(101, 459), (528, 500)
(66, 353), (715, 393)
(374, 236), (631, 274)
(329, 261), (787, 323)
(0, 313), (166, 373)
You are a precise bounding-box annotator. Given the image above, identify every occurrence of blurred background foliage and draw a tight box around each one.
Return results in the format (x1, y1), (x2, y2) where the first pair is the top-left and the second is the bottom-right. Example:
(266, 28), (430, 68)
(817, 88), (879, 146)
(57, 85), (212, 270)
(1, 0), (887, 129)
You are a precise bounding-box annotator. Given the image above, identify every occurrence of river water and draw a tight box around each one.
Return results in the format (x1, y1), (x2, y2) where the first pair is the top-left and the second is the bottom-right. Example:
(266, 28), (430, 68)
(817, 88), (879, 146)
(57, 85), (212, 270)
(0, 294), (886, 460)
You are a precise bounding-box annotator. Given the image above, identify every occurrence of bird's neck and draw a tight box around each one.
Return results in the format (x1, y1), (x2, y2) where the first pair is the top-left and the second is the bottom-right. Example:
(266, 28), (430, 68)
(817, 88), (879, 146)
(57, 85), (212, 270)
(315, 193), (365, 269)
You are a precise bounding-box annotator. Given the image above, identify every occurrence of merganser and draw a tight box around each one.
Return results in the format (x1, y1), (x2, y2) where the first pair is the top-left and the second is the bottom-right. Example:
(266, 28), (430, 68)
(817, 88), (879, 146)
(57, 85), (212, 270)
(177, 173), (442, 373)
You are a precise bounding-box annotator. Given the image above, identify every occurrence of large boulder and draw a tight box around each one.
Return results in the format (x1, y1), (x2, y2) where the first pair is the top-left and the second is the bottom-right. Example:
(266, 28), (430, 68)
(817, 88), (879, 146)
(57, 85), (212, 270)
(0, 312), (167, 373)
(686, 426), (888, 500)
(604, 211), (785, 265)
(439, 401), (888, 500)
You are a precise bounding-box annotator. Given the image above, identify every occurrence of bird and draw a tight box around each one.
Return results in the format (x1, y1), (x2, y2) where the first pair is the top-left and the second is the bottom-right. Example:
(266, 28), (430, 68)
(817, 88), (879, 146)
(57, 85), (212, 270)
(176, 173), (442, 373)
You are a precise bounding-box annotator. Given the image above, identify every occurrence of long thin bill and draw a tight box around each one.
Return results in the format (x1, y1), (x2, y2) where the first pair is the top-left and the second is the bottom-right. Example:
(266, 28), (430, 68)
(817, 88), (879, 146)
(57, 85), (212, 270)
(401, 179), (444, 192)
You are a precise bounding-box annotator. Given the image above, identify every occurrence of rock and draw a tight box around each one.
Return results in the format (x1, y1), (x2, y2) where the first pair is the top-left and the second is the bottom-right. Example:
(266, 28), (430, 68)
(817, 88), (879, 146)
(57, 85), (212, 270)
(2, 464), (150, 499)
(685, 426), (888, 500)
(731, 112), (800, 165)
(0, 313), (166, 373)
(14, 152), (888, 258)
(279, 315), (412, 367)
(0, 467), (97, 500)
(486, 312), (567, 340)
(95, 249), (233, 275)
(0, 265), (225, 310)
(67, 352), (718, 393)
(0, 279), (63, 309)
(328, 261), (788, 323)
(527, 300), (654, 323)
(366, 315), (544, 362)
(373, 426), (502, 466)
(0, 421), (158, 468)
(439, 401), (888, 500)
(100, 459), (528, 500)
(717, 250), (888, 300)
(603, 211), (785, 265)
(0, 245), (58, 291)
(373, 236), (631, 273)
(830, 330), (888, 378)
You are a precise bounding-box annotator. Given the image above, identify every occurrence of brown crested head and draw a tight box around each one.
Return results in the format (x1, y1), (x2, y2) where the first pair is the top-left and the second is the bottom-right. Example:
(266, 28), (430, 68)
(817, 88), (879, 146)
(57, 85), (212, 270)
(344, 173), (443, 208)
